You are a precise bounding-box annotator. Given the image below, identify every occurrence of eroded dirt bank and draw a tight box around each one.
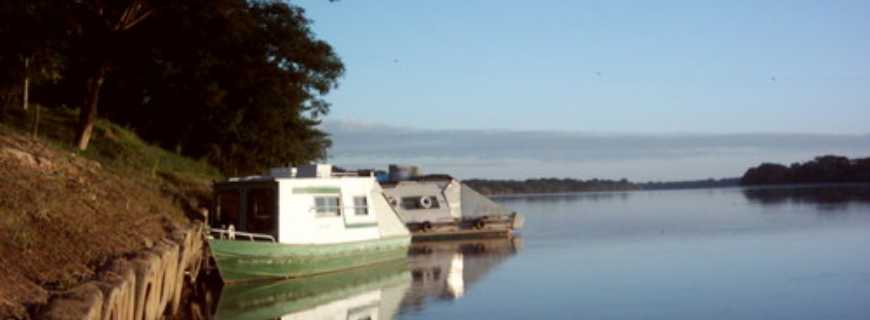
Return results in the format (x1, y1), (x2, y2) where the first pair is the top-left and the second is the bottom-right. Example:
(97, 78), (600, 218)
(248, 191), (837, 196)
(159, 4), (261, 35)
(0, 127), (213, 319)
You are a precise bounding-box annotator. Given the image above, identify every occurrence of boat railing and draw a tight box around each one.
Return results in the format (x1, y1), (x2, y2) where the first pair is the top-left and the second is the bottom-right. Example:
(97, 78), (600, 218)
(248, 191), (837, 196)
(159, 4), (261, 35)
(210, 227), (276, 243)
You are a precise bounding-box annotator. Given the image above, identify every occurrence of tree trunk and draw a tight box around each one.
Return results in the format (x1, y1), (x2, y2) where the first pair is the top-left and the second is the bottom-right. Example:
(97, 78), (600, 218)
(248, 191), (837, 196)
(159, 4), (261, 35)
(22, 57), (30, 111)
(75, 63), (108, 150)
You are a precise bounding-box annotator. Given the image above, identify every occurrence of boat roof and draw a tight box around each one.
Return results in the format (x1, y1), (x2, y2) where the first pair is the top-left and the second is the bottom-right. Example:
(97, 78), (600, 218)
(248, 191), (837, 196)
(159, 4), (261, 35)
(216, 165), (376, 190)
(380, 174), (455, 188)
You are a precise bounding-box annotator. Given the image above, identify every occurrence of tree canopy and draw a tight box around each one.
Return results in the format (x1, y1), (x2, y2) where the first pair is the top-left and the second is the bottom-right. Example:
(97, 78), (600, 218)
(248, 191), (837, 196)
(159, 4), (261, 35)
(1, 0), (343, 175)
(741, 155), (870, 185)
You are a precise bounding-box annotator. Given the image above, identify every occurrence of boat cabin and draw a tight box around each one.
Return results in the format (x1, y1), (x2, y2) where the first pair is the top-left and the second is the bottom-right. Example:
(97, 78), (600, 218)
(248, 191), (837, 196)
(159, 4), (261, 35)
(380, 177), (462, 225)
(210, 164), (408, 244)
(381, 176), (516, 222)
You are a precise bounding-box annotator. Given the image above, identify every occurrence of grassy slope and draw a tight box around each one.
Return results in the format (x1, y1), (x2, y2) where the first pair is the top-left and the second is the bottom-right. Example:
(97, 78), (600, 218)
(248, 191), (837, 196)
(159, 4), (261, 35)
(0, 107), (221, 318)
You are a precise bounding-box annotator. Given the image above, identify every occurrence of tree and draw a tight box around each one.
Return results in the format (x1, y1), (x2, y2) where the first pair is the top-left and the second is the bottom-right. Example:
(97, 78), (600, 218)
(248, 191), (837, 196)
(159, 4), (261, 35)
(741, 156), (870, 185)
(741, 163), (789, 185)
(0, 0), (65, 115)
(0, 0), (342, 174)
(65, 0), (156, 150)
(98, 0), (343, 173)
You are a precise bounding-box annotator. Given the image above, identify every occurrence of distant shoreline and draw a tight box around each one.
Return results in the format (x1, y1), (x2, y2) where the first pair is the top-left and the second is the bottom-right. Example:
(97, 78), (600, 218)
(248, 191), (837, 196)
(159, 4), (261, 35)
(469, 179), (870, 197)
(484, 182), (870, 198)
(464, 177), (740, 196)
(469, 154), (870, 196)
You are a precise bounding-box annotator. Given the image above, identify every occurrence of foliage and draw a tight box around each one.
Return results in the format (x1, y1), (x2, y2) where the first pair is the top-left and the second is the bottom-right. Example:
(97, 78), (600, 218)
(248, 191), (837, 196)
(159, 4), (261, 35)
(639, 178), (741, 190)
(0, 0), (343, 175)
(741, 155), (870, 185)
(465, 177), (742, 195)
(0, 0), (66, 112)
(465, 178), (640, 195)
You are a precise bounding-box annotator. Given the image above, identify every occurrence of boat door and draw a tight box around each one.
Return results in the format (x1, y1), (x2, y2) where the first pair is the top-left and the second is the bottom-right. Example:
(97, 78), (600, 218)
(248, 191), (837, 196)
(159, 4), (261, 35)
(245, 185), (278, 239)
(213, 181), (279, 240)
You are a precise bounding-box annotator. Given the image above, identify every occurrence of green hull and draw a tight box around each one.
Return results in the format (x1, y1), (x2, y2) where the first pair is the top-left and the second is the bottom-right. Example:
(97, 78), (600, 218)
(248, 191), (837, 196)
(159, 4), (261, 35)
(209, 235), (411, 283)
(215, 260), (410, 319)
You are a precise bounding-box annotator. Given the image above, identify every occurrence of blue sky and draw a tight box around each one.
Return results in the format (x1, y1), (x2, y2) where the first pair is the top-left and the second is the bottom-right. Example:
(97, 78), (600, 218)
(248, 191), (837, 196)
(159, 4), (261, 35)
(298, 1), (870, 180)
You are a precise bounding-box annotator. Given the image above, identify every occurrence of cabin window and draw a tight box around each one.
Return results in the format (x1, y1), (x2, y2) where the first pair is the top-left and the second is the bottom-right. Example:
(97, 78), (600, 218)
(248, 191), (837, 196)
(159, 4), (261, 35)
(353, 196), (369, 216)
(247, 188), (276, 235)
(402, 196), (440, 210)
(314, 196), (341, 217)
(216, 191), (241, 227)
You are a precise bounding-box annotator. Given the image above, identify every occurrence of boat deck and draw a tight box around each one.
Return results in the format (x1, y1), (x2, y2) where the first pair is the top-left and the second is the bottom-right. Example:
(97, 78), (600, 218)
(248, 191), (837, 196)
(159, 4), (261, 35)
(410, 228), (514, 241)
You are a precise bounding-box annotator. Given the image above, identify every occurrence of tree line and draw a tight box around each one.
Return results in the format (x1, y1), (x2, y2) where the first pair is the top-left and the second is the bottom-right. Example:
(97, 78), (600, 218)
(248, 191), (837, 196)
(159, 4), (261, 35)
(463, 177), (741, 195)
(466, 154), (870, 196)
(741, 155), (870, 185)
(0, 0), (343, 175)
(464, 178), (638, 195)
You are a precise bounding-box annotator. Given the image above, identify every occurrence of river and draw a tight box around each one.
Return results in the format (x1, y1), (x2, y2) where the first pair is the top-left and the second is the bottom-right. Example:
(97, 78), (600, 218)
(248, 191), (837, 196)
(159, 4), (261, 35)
(206, 185), (870, 319)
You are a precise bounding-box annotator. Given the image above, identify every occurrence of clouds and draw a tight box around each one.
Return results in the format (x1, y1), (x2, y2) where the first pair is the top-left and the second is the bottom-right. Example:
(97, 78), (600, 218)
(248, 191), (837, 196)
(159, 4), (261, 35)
(322, 121), (870, 181)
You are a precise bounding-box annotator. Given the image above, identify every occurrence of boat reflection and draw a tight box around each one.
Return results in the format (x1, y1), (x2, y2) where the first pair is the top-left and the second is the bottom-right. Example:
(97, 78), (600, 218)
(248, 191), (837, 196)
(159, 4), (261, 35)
(213, 260), (411, 320)
(202, 237), (521, 319)
(400, 237), (522, 312)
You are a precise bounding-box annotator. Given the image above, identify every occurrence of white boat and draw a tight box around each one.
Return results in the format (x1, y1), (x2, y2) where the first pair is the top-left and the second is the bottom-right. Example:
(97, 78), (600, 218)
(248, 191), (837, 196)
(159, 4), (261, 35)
(208, 164), (411, 283)
(379, 165), (524, 239)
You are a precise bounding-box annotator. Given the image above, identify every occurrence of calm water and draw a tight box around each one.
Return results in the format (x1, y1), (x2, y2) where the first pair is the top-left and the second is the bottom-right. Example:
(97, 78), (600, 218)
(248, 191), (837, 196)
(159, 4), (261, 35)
(210, 185), (870, 320)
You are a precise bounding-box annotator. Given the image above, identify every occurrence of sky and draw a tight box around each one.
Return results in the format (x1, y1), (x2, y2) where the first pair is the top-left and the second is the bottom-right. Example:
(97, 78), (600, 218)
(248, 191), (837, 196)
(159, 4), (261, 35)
(298, 1), (870, 181)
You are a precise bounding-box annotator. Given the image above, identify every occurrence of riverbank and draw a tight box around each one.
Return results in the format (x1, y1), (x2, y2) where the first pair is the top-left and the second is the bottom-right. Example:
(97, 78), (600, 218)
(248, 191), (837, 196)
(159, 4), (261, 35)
(465, 177), (740, 196)
(0, 108), (220, 318)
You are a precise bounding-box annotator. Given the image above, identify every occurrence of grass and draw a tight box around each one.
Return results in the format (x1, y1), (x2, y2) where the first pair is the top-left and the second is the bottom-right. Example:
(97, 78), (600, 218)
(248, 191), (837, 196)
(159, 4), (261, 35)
(1, 106), (223, 222)
(2, 106), (221, 181)
(0, 105), (223, 318)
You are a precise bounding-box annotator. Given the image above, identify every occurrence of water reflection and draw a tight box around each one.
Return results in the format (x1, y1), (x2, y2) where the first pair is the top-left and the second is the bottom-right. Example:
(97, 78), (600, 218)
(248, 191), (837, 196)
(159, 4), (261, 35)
(399, 237), (522, 314)
(201, 237), (521, 320)
(213, 261), (411, 320)
(495, 191), (632, 203)
(742, 185), (870, 211)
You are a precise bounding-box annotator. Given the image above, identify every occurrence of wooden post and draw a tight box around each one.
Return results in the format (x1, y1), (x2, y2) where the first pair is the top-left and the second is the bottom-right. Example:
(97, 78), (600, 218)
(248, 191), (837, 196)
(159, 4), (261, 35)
(198, 208), (209, 225)
(23, 57), (30, 111)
